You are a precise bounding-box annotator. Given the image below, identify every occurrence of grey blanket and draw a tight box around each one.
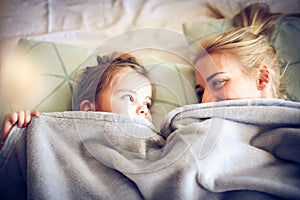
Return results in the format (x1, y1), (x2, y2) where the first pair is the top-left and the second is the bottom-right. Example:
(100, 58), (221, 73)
(1, 99), (300, 199)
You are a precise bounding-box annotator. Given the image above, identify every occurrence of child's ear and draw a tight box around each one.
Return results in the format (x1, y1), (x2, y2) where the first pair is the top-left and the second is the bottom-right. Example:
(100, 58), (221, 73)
(79, 100), (95, 111)
(256, 64), (270, 90)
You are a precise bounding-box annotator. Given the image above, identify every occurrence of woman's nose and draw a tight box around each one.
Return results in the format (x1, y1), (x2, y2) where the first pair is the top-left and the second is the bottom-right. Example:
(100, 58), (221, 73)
(201, 90), (212, 103)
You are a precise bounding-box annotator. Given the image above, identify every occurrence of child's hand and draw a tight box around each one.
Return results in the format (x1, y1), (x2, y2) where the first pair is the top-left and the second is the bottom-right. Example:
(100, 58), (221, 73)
(1, 110), (40, 150)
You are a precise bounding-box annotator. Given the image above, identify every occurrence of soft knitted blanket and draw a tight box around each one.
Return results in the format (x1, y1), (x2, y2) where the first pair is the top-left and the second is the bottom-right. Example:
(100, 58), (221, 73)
(1, 99), (300, 199)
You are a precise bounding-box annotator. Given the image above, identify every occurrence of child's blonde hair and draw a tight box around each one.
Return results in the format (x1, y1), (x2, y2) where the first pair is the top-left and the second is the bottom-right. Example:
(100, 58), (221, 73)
(73, 52), (154, 110)
(195, 3), (286, 99)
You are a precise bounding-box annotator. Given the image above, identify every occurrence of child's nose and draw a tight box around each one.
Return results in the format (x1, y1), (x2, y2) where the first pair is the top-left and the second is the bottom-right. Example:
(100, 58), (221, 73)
(137, 105), (148, 116)
(136, 104), (151, 121)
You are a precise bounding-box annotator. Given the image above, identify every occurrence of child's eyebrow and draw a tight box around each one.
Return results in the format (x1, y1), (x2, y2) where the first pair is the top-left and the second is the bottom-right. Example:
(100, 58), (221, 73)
(115, 89), (136, 95)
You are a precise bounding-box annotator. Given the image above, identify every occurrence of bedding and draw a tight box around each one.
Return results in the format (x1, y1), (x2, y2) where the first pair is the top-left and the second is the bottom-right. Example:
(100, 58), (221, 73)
(0, 0), (299, 128)
(1, 1), (300, 199)
(1, 99), (300, 199)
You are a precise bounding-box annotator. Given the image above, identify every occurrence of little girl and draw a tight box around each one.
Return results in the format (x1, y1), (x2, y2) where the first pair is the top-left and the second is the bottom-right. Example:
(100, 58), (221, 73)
(0, 52), (154, 149)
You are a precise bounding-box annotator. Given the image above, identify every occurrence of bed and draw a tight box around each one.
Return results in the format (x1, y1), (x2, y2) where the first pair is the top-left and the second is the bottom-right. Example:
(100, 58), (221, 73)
(0, 0), (300, 199)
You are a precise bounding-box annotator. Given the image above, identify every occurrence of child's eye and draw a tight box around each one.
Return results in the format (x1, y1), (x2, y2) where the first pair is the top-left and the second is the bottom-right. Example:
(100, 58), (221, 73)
(129, 95), (134, 102)
(124, 95), (135, 103)
(146, 103), (152, 109)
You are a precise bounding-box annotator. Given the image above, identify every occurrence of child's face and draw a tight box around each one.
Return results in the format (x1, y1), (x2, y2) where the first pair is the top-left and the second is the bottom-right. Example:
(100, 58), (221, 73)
(96, 69), (153, 122)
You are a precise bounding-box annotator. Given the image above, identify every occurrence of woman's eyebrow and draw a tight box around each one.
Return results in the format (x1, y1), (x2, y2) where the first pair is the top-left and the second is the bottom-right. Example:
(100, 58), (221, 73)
(206, 72), (226, 82)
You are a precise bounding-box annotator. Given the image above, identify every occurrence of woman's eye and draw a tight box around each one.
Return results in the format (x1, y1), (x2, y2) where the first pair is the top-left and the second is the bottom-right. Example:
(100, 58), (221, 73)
(212, 79), (226, 89)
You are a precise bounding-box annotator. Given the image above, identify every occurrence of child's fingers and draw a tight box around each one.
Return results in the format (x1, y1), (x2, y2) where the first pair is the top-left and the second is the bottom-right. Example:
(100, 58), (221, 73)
(9, 112), (18, 125)
(1, 110), (39, 142)
(17, 111), (25, 128)
(24, 110), (32, 126)
(31, 110), (40, 117)
(22, 110), (40, 127)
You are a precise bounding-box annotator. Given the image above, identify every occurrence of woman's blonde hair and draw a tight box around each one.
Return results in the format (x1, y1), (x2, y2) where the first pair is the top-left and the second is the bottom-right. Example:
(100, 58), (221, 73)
(73, 52), (154, 110)
(195, 3), (286, 99)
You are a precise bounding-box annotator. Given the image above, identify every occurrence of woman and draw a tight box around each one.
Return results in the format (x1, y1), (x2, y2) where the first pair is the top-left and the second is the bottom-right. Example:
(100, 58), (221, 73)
(194, 3), (286, 103)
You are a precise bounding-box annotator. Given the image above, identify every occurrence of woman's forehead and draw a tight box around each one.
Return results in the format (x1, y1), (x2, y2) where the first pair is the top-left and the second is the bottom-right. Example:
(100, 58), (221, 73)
(196, 53), (241, 74)
(195, 53), (220, 78)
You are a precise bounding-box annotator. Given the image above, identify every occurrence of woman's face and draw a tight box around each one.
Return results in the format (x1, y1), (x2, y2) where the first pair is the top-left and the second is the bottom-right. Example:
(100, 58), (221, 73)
(96, 69), (153, 122)
(195, 53), (261, 103)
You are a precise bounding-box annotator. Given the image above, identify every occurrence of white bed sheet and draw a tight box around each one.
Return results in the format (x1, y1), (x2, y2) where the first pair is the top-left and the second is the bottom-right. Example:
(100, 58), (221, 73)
(1, 0), (299, 48)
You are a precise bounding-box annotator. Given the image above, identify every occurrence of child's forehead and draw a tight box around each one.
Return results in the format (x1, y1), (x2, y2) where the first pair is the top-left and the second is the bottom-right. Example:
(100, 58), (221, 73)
(116, 70), (150, 84)
(107, 74), (152, 101)
(112, 68), (149, 84)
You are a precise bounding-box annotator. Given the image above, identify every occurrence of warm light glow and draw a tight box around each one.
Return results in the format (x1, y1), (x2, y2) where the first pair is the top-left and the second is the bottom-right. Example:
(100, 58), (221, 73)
(1, 49), (42, 110)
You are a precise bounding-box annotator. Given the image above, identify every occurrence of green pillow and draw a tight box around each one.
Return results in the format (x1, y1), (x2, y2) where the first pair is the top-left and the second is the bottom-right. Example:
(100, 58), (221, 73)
(144, 61), (197, 127)
(183, 19), (233, 62)
(183, 17), (300, 102)
(272, 17), (300, 102)
(0, 39), (94, 132)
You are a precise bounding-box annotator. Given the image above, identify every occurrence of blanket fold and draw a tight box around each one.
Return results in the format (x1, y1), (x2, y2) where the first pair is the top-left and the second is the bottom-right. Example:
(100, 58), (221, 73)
(1, 99), (300, 200)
